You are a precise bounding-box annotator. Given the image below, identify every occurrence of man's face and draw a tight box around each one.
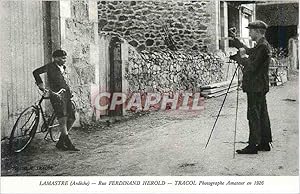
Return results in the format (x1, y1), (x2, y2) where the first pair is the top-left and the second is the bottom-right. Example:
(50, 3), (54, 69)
(54, 56), (67, 65)
(249, 29), (258, 41)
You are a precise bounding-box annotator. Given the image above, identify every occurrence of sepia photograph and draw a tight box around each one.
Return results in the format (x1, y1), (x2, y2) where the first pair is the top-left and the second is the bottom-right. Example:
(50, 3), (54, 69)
(0, 0), (299, 193)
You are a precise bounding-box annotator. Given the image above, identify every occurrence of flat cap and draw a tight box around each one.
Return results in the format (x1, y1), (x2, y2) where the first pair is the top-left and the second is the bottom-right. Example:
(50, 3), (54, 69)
(52, 49), (67, 58)
(246, 20), (268, 29)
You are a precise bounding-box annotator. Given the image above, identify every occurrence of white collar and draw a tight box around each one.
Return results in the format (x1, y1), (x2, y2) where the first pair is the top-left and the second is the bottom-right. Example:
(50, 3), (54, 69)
(57, 64), (65, 74)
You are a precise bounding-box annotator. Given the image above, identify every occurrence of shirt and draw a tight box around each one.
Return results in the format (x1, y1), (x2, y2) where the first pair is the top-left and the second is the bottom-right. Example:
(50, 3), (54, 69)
(33, 61), (72, 99)
(230, 37), (272, 93)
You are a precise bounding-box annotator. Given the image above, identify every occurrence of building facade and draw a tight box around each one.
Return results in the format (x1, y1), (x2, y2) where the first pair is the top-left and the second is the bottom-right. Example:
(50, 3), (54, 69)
(1, 0), (256, 138)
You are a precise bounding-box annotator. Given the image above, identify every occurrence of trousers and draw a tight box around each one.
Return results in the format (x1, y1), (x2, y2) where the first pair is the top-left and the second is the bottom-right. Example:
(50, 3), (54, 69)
(50, 93), (75, 120)
(246, 92), (272, 145)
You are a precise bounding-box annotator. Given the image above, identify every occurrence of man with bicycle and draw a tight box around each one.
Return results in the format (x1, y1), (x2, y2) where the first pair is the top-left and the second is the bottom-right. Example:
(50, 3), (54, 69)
(33, 50), (79, 151)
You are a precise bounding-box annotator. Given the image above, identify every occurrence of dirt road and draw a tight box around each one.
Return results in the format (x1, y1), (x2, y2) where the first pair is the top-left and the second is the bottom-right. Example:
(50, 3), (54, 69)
(1, 73), (298, 176)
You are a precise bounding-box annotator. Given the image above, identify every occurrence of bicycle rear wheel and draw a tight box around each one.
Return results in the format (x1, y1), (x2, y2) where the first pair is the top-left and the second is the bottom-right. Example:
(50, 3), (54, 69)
(9, 106), (39, 153)
(48, 114), (60, 142)
(48, 100), (77, 142)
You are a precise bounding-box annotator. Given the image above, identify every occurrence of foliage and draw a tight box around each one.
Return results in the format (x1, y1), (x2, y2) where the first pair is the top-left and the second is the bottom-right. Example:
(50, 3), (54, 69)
(125, 48), (225, 93)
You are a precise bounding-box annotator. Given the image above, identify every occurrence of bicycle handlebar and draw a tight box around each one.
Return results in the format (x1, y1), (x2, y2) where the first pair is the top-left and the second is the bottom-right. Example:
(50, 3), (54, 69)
(42, 88), (66, 98)
(36, 88), (67, 106)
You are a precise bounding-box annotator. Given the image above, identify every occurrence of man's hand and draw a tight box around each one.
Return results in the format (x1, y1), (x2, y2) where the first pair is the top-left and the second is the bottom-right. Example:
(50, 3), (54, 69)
(239, 48), (247, 58)
(37, 83), (45, 92)
(230, 53), (239, 62)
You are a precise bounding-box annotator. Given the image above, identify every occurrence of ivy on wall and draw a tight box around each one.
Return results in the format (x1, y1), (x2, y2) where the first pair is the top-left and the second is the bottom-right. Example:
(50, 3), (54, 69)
(125, 46), (224, 93)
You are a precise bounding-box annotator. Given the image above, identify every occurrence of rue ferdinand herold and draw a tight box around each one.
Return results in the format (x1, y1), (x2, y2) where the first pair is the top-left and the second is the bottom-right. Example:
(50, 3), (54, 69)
(38, 180), (166, 186)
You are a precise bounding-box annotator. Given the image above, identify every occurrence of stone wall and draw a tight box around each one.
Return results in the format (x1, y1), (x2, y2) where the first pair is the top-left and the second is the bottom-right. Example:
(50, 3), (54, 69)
(59, 0), (225, 120)
(97, 0), (217, 52)
(60, 0), (99, 124)
(125, 45), (224, 94)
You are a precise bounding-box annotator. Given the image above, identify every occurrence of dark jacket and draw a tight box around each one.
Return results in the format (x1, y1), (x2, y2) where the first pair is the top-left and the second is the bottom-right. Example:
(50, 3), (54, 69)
(231, 37), (272, 93)
(33, 62), (72, 98)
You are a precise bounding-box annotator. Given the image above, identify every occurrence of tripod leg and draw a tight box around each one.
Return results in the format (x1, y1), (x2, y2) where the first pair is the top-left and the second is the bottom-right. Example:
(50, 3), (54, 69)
(233, 69), (240, 158)
(205, 64), (239, 148)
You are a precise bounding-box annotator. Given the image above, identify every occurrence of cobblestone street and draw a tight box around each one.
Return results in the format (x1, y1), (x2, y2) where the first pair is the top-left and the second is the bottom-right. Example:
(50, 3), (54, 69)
(1, 73), (298, 176)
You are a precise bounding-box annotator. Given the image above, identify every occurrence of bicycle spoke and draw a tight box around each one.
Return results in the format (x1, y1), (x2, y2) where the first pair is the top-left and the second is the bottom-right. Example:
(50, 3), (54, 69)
(19, 110), (35, 132)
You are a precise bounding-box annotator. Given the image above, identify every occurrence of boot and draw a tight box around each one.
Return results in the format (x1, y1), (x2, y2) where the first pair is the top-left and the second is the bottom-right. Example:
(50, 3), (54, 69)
(64, 135), (80, 151)
(56, 135), (68, 151)
(257, 143), (271, 151)
(236, 144), (258, 154)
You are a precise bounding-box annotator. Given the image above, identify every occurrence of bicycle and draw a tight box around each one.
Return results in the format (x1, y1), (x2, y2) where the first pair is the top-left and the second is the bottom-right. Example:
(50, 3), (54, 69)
(9, 89), (74, 153)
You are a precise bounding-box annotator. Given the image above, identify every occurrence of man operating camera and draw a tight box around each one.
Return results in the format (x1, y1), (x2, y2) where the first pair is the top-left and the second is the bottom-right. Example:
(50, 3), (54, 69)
(229, 21), (273, 154)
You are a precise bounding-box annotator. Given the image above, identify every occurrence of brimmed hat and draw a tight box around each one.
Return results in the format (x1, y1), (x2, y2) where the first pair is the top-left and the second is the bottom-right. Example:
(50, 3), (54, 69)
(246, 20), (268, 29)
(52, 50), (67, 58)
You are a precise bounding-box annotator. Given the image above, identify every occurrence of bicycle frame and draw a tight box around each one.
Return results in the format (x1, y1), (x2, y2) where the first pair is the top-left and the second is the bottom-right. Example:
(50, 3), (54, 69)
(9, 89), (66, 153)
(39, 96), (51, 124)
(36, 94), (60, 140)
(38, 88), (65, 131)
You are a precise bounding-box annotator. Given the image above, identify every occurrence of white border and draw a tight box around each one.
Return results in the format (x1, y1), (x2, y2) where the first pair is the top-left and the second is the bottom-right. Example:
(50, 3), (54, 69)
(1, 176), (299, 193)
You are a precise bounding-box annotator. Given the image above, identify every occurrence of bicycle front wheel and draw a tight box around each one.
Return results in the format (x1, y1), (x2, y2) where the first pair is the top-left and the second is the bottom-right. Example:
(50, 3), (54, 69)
(9, 106), (39, 153)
